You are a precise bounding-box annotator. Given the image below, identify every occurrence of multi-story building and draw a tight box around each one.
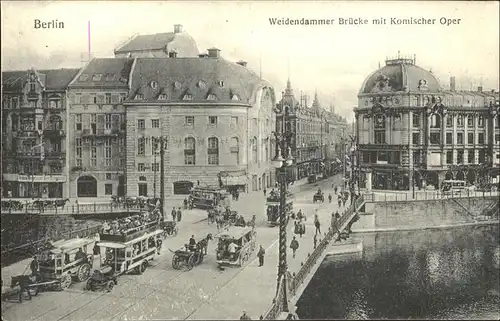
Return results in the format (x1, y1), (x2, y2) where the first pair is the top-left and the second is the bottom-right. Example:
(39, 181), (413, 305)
(2, 68), (79, 198)
(66, 58), (134, 198)
(276, 79), (343, 180)
(124, 48), (276, 197)
(354, 56), (500, 191)
(114, 24), (198, 58)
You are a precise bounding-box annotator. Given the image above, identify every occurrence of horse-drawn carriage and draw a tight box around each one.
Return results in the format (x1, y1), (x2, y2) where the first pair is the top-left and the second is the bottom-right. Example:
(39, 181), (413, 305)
(171, 234), (213, 271)
(266, 191), (293, 227)
(313, 190), (324, 203)
(160, 220), (179, 237)
(215, 227), (256, 267)
(189, 186), (230, 210)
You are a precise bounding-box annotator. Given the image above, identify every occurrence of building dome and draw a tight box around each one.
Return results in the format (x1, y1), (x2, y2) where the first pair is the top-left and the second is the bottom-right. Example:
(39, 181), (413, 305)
(358, 58), (441, 95)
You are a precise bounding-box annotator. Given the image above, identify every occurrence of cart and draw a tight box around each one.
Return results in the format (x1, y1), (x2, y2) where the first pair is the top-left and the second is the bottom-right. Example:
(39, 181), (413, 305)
(161, 220), (179, 237)
(215, 226), (256, 268)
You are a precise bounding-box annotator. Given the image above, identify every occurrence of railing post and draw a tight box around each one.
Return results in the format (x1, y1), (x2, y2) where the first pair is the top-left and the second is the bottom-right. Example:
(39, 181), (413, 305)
(94, 202), (96, 213)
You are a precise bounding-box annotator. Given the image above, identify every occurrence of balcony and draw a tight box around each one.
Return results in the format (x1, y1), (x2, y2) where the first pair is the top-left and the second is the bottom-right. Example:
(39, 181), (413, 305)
(2, 173), (67, 183)
(45, 151), (66, 159)
(43, 129), (66, 138)
(16, 151), (42, 158)
(17, 130), (42, 139)
(81, 129), (93, 137)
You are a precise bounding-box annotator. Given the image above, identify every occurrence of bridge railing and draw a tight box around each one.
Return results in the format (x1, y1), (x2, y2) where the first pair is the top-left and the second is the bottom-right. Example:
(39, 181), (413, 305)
(263, 275), (286, 320)
(363, 190), (498, 202)
(0, 201), (144, 215)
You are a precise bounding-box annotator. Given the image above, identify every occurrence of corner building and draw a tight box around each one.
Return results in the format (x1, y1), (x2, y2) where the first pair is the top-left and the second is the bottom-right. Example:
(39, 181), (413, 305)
(355, 57), (500, 191)
(2, 68), (79, 198)
(124, 49), (277, 197)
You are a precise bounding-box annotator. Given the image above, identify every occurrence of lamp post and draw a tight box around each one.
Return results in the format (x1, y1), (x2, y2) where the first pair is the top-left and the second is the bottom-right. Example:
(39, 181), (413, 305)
(153, 136), (168, 220)
(272, 104), (294, 312)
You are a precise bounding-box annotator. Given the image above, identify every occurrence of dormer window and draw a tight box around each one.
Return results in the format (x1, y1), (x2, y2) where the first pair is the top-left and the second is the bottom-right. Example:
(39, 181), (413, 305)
(158, 94), (167, 100)
(198, 80), (206, 89)
(134, 94), (143, 100)
(150, 81), (158, 89)
(218, 80), (224, 87)
(231, 94), (240, 101)
(183, 94), (193, 101)
(174, 81), (182, 89)
(92, 74), (102, 81)
(105, 74), (115, 82)
(207, 94), (217, 101)
(79, 74), (89, 81)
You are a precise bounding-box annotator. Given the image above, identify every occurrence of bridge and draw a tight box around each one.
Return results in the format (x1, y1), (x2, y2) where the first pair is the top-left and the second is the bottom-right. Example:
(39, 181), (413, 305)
(0, 202), (144, 217)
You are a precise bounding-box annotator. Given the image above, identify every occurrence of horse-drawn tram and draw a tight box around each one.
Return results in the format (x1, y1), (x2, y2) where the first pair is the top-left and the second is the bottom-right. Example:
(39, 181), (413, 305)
(88, 216), (163, 292)
(266, 190), (293, 226)
(215, 226), (256, 267)
(189, 185), (230, 209)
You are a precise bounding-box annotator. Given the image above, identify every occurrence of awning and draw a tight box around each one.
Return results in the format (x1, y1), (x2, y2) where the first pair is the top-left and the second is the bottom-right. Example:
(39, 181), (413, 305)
(219, 170), (247, 186)
(97, 242), (127, 249)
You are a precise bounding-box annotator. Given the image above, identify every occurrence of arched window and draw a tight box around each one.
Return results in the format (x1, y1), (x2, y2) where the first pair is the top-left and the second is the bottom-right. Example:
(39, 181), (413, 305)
(49, 115), (62, 130)
(478, 115), (485, 127)
(374, 114), (386, 144)
(208, 137), (219, 165)
(252, 137), (258, 164)
(184, 137), (196, 165)
(431, 114), (441, 128)
(230, 137), (239, 165)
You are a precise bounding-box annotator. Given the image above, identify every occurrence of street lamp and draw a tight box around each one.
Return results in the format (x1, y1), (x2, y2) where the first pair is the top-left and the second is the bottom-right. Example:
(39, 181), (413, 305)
(153, 136), (168, 221)
(272, 104), (294, 313)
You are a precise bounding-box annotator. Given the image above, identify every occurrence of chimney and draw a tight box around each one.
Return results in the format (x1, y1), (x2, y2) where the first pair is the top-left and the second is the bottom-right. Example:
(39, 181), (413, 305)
(198, 53), (208, 58)
(174, 24), (183, 33)
(207, 48), (221, 58)
(450, 76), (456, 91)
(477, 86), (483, 92)
(236, 60), (247, 67)
(168, 50), (177, 58)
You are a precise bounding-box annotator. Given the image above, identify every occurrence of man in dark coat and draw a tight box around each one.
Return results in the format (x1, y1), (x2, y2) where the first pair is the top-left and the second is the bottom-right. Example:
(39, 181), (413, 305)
(171, 208), (177, 221)
(257, 245), (265, 267)
(177, 207), (182, 222)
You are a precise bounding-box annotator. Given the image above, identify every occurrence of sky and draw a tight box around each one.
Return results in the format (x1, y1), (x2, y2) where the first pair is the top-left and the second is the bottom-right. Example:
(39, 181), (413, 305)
(1, 1), (499, 122)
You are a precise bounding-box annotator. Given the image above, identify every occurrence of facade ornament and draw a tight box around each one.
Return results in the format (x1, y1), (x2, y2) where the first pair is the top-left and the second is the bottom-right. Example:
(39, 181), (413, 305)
(371, 74), (394, 93)
(418, 79), (428, 91)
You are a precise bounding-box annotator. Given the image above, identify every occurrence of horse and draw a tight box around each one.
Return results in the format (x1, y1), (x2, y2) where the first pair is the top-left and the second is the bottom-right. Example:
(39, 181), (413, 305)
(196, 233), (213, 255)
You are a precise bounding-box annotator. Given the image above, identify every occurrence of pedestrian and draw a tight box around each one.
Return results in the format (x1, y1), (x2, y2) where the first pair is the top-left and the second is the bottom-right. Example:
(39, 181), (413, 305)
(197, 180), (200, 186)
(30, 256), (39, 278)
(334, 185), (338, 195)
(337, 195), (342, 208)
(263, 188), (267, 196)
(315, 219), (321, 235)
(328, 193), (332, 203)
(177, 207), (182, 222)
(342, 197), (347, 207)
(183, 198), (188, 209)
(257, 245), (265, 267)
(171, 208), (177, 221)
(313, 234), (317, 249)
(290, 236), (299, 258)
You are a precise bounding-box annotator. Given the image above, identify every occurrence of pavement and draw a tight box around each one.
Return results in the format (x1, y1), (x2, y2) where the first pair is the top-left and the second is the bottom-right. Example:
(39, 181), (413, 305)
(1, 175), (347, 321)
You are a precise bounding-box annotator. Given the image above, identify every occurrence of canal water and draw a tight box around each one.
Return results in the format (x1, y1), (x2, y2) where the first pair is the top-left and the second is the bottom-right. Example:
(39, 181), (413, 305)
(297, 225), (500, 320)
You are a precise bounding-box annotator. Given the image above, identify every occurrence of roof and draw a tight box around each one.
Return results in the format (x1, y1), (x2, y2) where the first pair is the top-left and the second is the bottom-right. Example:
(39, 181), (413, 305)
(2, 68), (80, 91)
(217, 227), (253, 240)
(127, 57), (271, 105)
(49, 238), (95, 253)
(359, 58), (441, 95)
(69, 58), (134, 88)
(115, 32), (199, 57)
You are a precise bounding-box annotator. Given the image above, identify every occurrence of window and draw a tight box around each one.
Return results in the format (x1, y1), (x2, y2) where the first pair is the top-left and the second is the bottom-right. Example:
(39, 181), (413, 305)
(76, 114), (82, 131)
(430, 114), (441, 128)
(106, 74), (115, 82)
(137, 138), (145, 156)
(412, 133), (420, 145)
(91, 141), (97, 167)
(478, 133), (485, 145)
(252, 137), (258, 164)
(106, 173), (112, 180)
(120, 159), (126, 167)
(105, 184), (113, 195)
(185, 116), (194, 126)
(457, 149), (464, 164)
(75, 138), (82, 166)
(209, 116), (218, 125)
(478, 116), (484, 127)
(158, 94), (167, 100)
(446, 132), (453, 145)
(457, 133), (463, 145)
(467, 115), (474, 127)
(92, 74), (102, 81)
(207, 94), (217, 101)
(151, 137), (160, 155)
(137, 119), (145, 130)
(231, 94), (240, 101)
(468, 133), (474, 145)
(150, 81), (157, 89)
(413, 151), (421, 165)
(120, 94), (126, 102)
(231, 116), (238, 126)
(446, 116), (453, 128)
(30, 83), (36, 92)
(468, 150), (475, 164)
(184, 137), (196, 165)
(479, 150), (486, 163)
(105, 138), (112, 166)
(374, 131), (385, 144)
(430, 133), (441, 145)
(135, 94), (143, 100)
(230, 137), (239, 165)
(79, 74), (88, 81)
(457, 115), (464, 127)
(152, 163), (159, 172)
(138, 163), (146, 171)
(207, 137), (219, 165)
(496, 133), (500, 143)
(105, 93), (111, 104)
(218, 80), (224, 87)
(412, 113), (420, 128)
(74, 94), (82, 104)
(138, 183), (147, 197)
(374, 114), (386, 144)
(446, 151), (453, 164)
(105, 114), (111, 130)
(151, 119), (159, 128)
(90, 94), (97, 104)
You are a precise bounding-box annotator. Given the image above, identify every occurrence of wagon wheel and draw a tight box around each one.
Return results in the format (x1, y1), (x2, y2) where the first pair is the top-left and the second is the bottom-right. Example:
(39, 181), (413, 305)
(186, 254), (196, 271)
(137, 261), (147, 275)
(77, 263), (91, 282)
(172, 254), (181, 270)
(196, 252), (204, 265)
(59, 274), (72, 291)
(106, 280), (115, 292)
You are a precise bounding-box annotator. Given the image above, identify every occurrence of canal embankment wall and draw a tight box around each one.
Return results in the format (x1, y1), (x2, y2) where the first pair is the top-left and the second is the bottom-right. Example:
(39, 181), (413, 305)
(352, 196), (499, 232)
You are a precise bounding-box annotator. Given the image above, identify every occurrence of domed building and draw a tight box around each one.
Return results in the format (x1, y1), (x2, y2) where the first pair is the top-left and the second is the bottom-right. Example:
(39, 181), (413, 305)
(354, 56), (500, 191)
